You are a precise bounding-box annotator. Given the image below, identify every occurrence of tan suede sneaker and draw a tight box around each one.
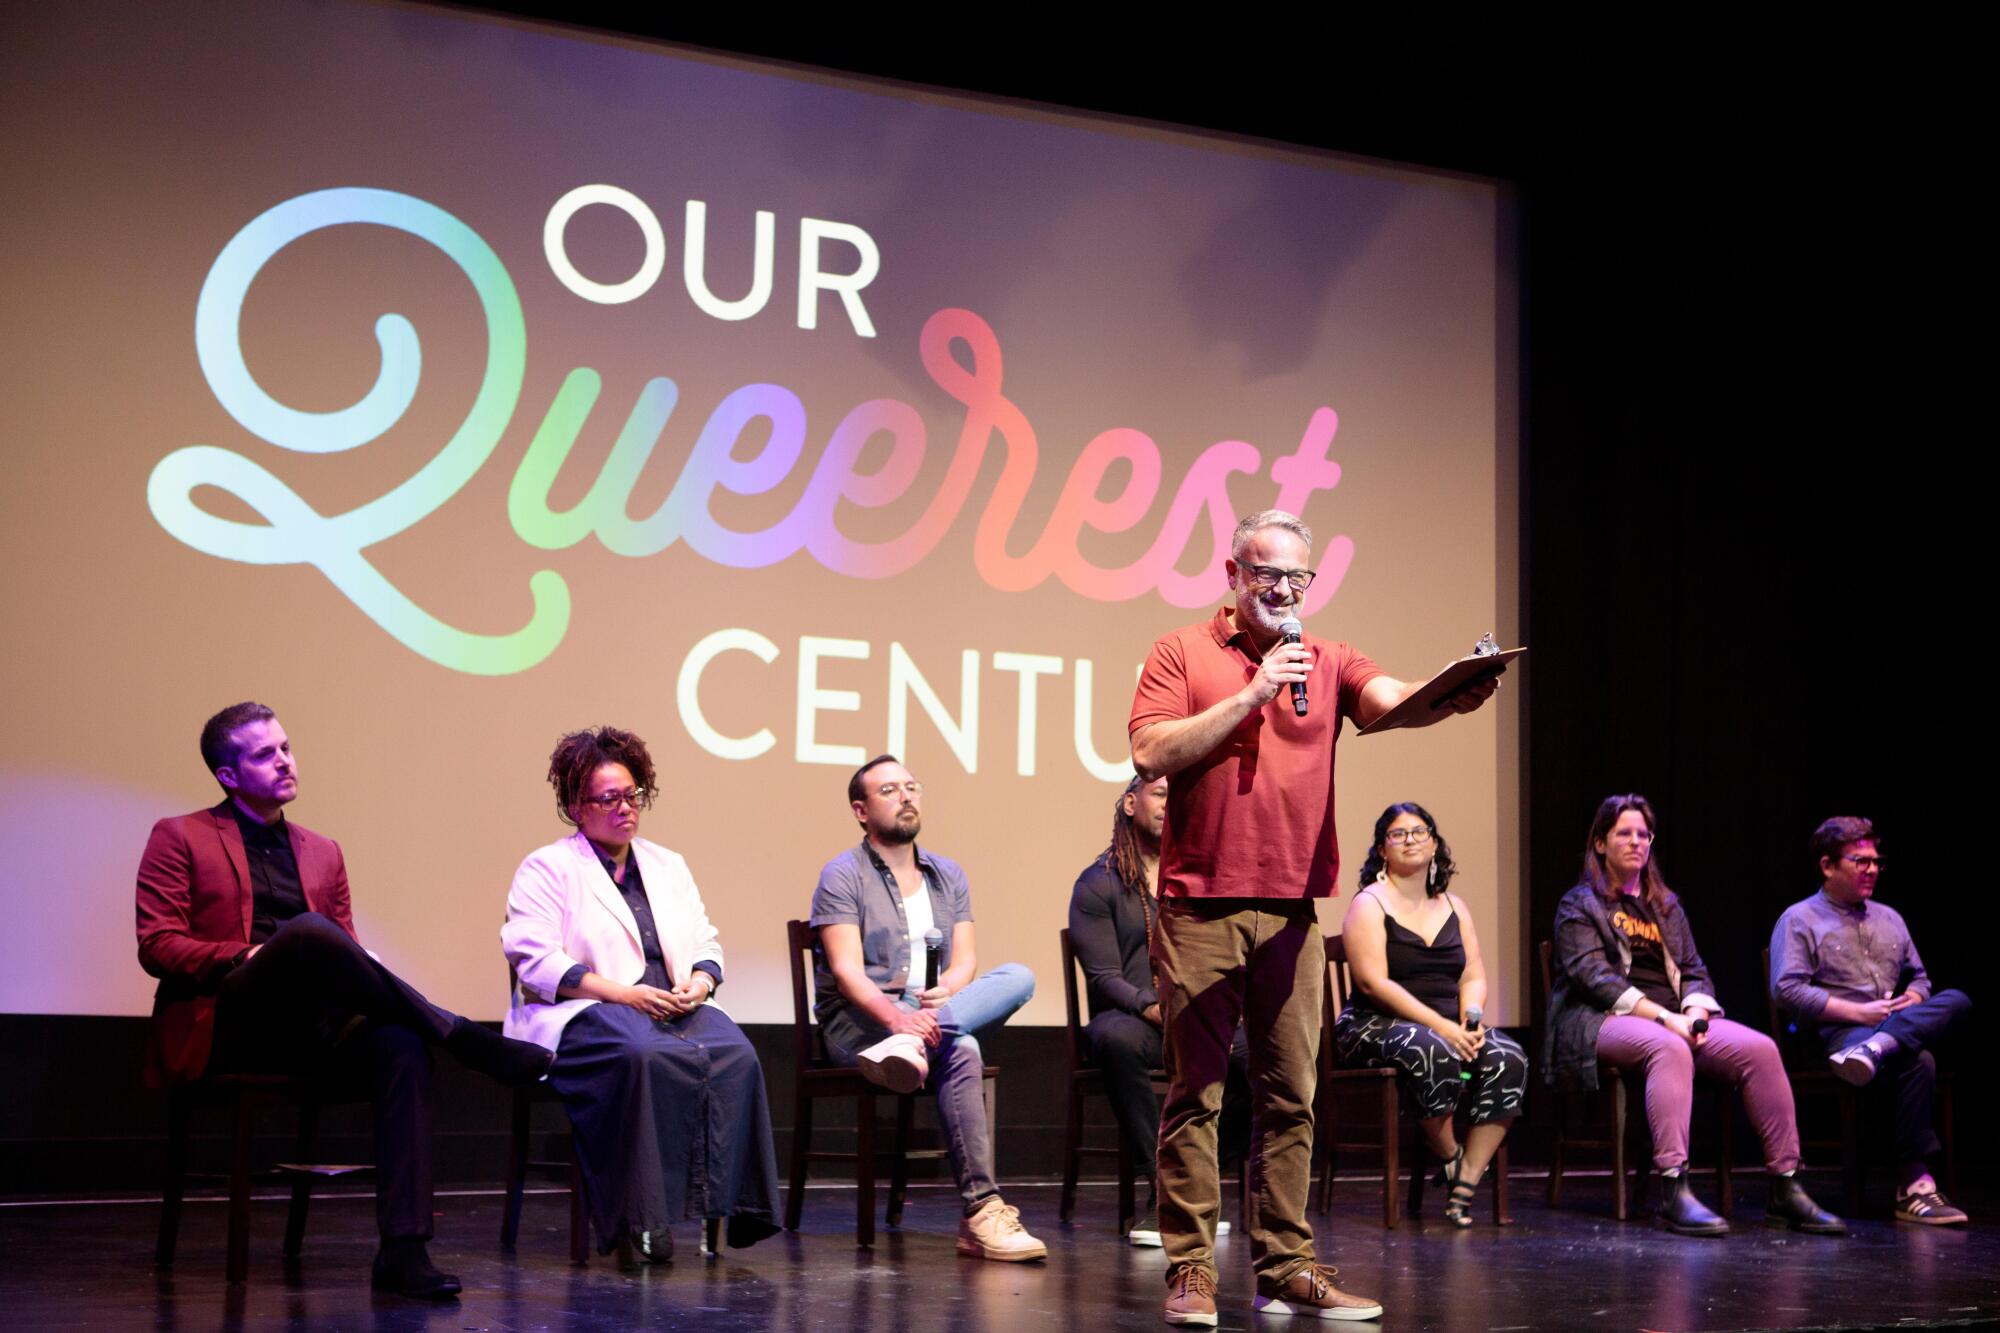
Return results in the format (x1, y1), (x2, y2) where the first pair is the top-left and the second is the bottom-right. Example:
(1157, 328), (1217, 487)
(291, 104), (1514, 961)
(1164, 1264), (1219, 1326)
(1252, 1264), (1384, 1321)
(955, 1196), (1048, 1262)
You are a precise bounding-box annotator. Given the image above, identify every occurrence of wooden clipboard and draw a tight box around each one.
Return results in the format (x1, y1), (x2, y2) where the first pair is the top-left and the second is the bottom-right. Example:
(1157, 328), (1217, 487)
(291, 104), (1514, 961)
(1356, 646), (1525, 735)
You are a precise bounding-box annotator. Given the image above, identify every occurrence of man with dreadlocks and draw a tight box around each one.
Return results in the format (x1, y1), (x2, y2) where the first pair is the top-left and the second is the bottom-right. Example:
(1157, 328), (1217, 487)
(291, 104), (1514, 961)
(1069, 776), (1250, 1247)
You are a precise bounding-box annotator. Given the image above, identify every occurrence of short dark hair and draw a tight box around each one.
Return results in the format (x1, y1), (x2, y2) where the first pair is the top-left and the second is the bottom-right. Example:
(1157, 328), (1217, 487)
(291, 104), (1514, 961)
(847, 754), (903, 807)
(546, 726), (656, 826)
(1810, 816), (1875, 877)
(199, 701), (275, 774)
(1357, 801), (1457, 896)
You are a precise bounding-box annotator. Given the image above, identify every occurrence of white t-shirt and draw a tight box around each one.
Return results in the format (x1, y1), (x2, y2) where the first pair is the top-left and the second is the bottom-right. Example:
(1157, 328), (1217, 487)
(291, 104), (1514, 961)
(903, 881), (936, 999)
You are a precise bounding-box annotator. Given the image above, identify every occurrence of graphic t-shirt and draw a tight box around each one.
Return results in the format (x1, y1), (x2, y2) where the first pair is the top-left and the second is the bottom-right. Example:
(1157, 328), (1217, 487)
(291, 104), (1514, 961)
(1611, 895), (1679, 1009)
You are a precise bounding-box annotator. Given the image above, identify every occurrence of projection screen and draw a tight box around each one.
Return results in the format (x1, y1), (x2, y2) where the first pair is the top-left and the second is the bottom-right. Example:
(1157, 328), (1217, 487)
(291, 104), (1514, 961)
(0, 0), (1521, 1024)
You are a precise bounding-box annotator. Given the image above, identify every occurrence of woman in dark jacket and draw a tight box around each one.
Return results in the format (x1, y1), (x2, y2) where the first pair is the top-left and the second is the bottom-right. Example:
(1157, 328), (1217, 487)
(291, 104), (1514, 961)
(1546, 794), (1842, 1236)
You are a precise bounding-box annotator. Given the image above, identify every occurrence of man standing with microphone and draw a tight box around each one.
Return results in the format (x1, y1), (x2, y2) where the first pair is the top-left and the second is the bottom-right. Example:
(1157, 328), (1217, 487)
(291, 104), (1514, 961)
(1130, 511), (1500, 1325)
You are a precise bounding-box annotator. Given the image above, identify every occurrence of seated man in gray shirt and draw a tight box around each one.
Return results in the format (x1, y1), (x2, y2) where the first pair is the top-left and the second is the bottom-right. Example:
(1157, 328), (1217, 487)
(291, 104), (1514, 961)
(1771, 816), (1972, 1225)
(809, 754), (1044, 1261)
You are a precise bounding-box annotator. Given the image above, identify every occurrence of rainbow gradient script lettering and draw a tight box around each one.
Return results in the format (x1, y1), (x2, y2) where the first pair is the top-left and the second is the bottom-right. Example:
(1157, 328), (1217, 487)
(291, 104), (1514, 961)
(149, 188), (1354, 675)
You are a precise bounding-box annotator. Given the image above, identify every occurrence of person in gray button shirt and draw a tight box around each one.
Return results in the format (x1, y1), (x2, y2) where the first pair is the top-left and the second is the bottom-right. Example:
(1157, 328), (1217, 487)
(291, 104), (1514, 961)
(1771, 815), (1972, 1225)
(808, 754), (1044, 1260)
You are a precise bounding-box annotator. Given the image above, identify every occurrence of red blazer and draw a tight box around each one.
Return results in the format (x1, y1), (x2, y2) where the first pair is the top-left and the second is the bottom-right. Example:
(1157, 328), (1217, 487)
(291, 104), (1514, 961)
(134, 801), (357, 1084)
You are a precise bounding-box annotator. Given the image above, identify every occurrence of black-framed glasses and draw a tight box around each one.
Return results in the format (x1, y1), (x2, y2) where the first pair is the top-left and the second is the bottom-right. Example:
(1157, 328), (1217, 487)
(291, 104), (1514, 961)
(1385, 827), (1433, 845)
(1244, 564), (1316, 591)
(1843, 854), (1884, 870)
(580, 787), (653, 812)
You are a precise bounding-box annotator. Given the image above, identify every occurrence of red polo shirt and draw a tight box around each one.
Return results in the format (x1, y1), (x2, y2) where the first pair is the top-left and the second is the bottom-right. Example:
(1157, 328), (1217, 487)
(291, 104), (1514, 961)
(1129, 607), (1384, 899)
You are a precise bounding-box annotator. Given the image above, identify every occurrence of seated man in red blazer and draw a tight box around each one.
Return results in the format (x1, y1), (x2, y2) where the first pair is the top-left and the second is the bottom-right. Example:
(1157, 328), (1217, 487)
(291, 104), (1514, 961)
(135, 701), (550, 1299)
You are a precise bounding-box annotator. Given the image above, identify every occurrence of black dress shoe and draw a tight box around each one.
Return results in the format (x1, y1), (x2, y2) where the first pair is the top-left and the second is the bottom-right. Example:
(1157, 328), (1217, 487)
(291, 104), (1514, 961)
(371, 1239), (462, 1300)
(1765, 1174), (1846, 1234)
(446, 1018), (555, 1087)
(1656, 1171), (1729, 1236)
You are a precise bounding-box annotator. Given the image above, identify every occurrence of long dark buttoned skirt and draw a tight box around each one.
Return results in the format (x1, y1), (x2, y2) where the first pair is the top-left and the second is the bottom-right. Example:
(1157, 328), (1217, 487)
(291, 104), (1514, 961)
(550, 1001), (781, 1250)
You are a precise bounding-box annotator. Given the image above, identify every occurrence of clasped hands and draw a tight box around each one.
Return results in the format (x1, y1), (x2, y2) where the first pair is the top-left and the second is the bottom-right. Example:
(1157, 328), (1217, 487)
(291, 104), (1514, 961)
(621, 973), (713, 1021)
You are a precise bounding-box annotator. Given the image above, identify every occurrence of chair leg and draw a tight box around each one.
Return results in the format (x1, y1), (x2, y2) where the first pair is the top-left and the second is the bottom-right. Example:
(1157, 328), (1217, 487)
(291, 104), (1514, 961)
(1609, 1079), (1628, 1222)
(157, 1089), (191, 1266)
(1238, 1156), (1251, 1233)
(567, 1144), (589, 1265)
(1405, 1123), (1427, 1218)
(1492, 1142), (1512, 1224)
(1059, 1079), (1084, 1224)
(703, 1216), (721, 1257)
(1379, 1080), (1399, 1230)
(1839, 1088), (1862, 1216)
(784, 1091), (813, 1231)
(1115, 1119), (1136, 1235)
(1546, 1099), (1564, 1207)
(1715, 1095), (1734, 1218)
(1311, 1085), (1332, 1216)
(226, 1090), (256, 1285)
(501, 1087), (530, 1248)
(282, 1097), (319, 1259)
(1941, 1075), (1957, 1196)
(855, 1091), (876, 1249)
(887, 1094), (913, 1228)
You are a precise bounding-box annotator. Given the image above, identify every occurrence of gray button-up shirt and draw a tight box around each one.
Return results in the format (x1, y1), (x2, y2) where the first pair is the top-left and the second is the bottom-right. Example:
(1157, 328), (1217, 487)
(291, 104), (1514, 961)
(1770, 888), (1930, 1025)
(808, 840), (975, 1028)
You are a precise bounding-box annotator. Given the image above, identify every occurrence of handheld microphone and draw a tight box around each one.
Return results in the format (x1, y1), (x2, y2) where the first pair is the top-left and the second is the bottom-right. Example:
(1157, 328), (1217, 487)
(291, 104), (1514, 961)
(923, 928), (944, 991)
(1459, 1005), (1483, 1079)
(1279, 619), (1308, 717)
(1690, 1015), (1709, 1037)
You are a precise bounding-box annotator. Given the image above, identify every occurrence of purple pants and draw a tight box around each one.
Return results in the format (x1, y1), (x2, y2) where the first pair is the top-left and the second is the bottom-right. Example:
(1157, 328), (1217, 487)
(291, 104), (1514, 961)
(1597, 1015), (1800, 1174)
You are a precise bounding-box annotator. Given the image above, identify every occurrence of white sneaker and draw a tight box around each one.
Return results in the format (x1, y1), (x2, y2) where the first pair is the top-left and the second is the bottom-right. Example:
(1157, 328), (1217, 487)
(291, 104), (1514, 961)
(856, 1032), (928, 1092)
(956, 1196), (1048, 1262)
(1828, 1040), (1878, 1086)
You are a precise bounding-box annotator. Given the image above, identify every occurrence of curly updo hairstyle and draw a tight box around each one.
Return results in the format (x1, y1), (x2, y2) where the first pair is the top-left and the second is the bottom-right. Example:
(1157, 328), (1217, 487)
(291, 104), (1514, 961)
(547, 726), (657, 826)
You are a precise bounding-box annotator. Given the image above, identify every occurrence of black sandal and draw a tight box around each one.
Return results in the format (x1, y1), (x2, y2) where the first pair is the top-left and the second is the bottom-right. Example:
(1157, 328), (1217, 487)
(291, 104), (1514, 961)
(1434, 1147), (1477, 1228)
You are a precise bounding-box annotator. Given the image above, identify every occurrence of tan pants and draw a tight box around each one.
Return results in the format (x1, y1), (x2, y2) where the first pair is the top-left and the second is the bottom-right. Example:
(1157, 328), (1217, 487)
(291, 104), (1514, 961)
(1151, 898), (1321, 1288)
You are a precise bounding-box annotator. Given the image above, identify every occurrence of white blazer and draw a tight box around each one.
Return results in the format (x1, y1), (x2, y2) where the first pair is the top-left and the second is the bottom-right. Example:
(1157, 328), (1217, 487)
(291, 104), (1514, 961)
(501, 831), (726, 1054)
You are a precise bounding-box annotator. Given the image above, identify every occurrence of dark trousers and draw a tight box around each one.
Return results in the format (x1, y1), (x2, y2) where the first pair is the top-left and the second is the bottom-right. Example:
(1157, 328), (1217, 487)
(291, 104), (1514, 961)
(1820, 989), (1972, 1166)
(1087, 1009), (1251, 1180)
(211, 912), (451, 1241)
(549, 1002), (781, 1251)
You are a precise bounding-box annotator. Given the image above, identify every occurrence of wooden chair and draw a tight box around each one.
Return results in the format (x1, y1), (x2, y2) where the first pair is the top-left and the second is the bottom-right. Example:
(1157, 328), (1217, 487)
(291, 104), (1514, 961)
(156, 1072), (372, 1284)
(1313, 934), (1511, 1227)
(1761, 946), (1955, 1213)
(1056, 927), (1248, 1235)
(499, 958), (589, 1263)
(1540, 940), (1733, 1220)
(783, 919), (997, 1246)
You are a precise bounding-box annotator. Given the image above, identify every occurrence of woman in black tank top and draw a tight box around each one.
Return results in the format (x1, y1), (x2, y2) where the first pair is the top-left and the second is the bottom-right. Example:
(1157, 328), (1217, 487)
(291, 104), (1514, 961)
(1332, 803), (1530, 1226)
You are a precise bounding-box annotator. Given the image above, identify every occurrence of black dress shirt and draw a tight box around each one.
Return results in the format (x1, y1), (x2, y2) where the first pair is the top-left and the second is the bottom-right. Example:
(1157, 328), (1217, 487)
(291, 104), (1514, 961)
(229, 802), (306, 944)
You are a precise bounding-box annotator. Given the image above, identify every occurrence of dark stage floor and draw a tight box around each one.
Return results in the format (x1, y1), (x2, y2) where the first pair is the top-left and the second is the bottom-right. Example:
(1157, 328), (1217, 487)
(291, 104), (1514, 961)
(2, 1174), (1995, 1331)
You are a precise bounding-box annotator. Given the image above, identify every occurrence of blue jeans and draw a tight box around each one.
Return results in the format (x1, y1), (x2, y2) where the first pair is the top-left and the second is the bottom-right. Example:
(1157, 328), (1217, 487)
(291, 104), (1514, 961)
(822, 963), (1035, 1209)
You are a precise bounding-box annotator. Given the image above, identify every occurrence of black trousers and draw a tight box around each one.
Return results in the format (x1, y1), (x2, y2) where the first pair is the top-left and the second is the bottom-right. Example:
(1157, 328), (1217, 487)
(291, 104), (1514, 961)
(1088, 1009), (1251, 1179)
(211, 913), (452, 1242)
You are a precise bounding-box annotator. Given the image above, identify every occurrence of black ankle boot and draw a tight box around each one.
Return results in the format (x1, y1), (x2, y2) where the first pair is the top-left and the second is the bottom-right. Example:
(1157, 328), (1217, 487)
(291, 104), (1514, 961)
(446, 1018), (554, 1087)
(1656, 1171), (1729, 1236)
(1765, 1174), (1846, 1234)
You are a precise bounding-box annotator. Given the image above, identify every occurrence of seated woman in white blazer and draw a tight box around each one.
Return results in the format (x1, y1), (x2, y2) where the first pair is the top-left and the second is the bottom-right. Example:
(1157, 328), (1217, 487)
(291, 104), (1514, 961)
(502, 726), (780, 1261)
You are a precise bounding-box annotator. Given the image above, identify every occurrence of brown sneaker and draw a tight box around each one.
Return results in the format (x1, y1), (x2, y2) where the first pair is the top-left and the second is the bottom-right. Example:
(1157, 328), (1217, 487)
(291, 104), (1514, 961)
(955, 1196), (1048, 1261)
(1253, 1264), (1384, 1321)
(1163, 1264), (1219, 1327)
